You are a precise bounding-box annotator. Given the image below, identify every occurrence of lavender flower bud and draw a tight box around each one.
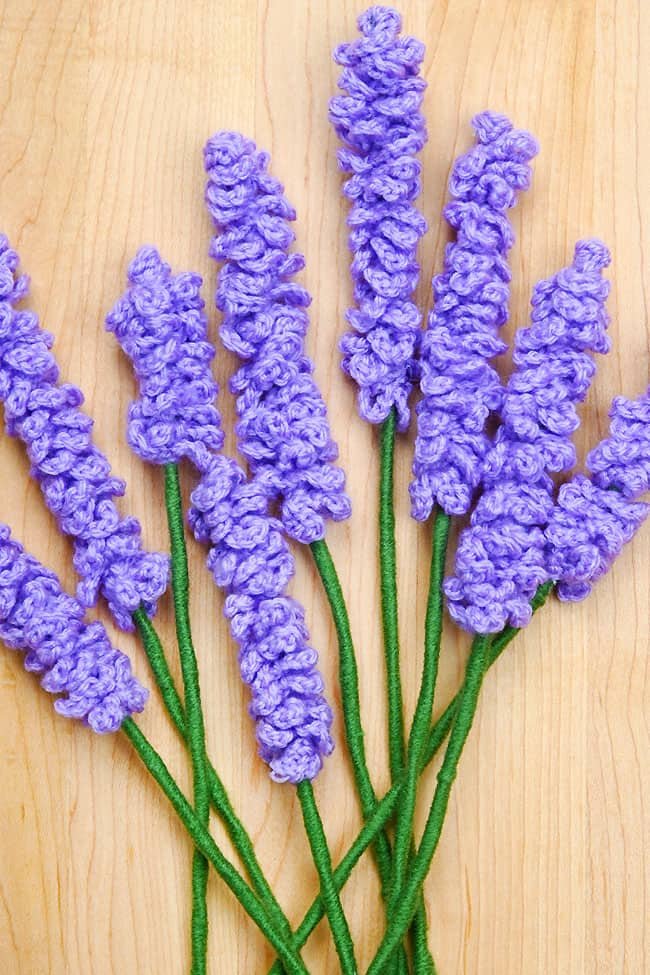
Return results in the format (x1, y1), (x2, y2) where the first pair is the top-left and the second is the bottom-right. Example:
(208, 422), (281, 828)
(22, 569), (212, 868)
(329, 5), (427, 431)
(0, 236), (169, 630)
(445, 240), (611, 633)
(203, 132), (351, 545)
(106, 246), (224, 472)
(0, 524), (147, 731)
(189, 456), (334, 783)
(546, 388), (650, 600)
(411, 112), (539, 518)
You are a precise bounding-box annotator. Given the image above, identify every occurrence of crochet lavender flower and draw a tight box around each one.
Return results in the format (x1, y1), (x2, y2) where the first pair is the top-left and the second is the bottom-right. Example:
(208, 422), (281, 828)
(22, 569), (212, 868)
(203, 132), (351, 545)
(546, 387), (650, 600)
(329, 4), (427, 431)
(445, 240), (611, 633)
(411, 112), (539, 519)
(0, 236), (169, 631)
(106, 246), (224, 473)
(0, 524), (147, 732)
(189, 456), (334, 783)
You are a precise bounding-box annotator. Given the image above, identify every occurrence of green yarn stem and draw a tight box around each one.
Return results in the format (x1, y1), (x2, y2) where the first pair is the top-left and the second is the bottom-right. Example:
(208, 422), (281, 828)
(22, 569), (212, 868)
(164, 464), (210, 975)
(309, 539), (409, 974)
(267, 780), (402, 975)
(121, 718), (308, 975)
(380, 408), (434, 975)
(309, 539), (394, 874)
(411, 910), (436, 975)
(266, 581), (554, 974)
(379, 409), (405, 781)
(297, 780), (358, 974)
(132, 617), (296, 967)
(367, 633), (492, 975)
(419, 580), (554, 770)
(390, 510), (451, 914)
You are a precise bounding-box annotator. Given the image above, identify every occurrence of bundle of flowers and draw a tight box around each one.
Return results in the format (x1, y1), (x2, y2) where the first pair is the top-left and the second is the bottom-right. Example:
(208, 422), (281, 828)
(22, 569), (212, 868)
(2, 6), (648, 974)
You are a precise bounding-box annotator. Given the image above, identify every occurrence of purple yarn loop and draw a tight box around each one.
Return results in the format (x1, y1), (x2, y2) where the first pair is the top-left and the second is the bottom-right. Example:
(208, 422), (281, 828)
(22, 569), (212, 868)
(0, 524), (147, 731)
(106, 246), (224, 472)
(411, 111), (539, 519)
(546, 386), (650, 601)
(189, 454), (334, 783)
(445, 239), (611, 633)
(203, 131), (351, 545)
(0, 235), (169, 631)
(330, 4), (427, 431)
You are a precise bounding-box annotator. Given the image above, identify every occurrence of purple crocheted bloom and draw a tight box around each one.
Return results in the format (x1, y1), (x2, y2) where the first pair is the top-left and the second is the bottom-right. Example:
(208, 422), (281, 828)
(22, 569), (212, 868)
(203, 132), (351, 545)
(445, 240), (611, 633)
(410, 112), (539, 518)
(329, 5), (427, 431)
(546, 387), (650, 600)
(106, 246), (223, 473)
(0, 524), (147, 732)
(0, 236), (169, 631)
(189, 455), (334, 783)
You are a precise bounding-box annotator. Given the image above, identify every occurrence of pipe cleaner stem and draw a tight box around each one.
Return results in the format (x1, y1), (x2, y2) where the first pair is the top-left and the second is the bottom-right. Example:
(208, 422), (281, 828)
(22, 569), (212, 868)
(267, 780), (401, 975)
(121, 717), (308, 975)
(297, 780), (358, 974)
(379, 409), (406, 779)
(309, 538), (410, 973)
(367, 633), (492, 975)
(164, 464), (210, 974)
(266, 582), (554, 973)
(132, 609), (295, 955)
(390, 510), (451, 910)
(411, 911), (436, 975)
(309, 539), (394, 870)
(380, 408), (435, 975)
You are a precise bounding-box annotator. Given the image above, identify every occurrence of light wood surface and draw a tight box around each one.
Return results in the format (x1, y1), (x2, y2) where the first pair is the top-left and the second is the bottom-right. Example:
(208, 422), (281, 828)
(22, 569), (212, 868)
(1, 2), (648, 972)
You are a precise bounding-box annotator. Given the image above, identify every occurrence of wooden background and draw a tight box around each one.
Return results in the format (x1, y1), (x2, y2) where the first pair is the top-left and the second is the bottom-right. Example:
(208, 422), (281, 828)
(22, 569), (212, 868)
(0, 1), (648, 972)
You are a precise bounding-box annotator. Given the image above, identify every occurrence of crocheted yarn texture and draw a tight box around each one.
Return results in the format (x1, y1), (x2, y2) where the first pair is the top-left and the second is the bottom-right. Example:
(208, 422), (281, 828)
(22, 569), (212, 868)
(107, 244), (334, 782)
(547, 386), (650, 600)
(445, 240), (611, 633)
(106, 246), (224, 473)
(0, 236), (169, 632)
(330, 4), (427, 432)
(0, 524), (147, 732)
(411, 111), (538, 519)
(190, 456), (334, 783)
(204, 131), (351, 545)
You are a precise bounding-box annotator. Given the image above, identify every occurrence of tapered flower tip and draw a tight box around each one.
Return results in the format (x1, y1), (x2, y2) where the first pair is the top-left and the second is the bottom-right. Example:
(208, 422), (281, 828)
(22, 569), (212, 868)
(335, 4), (424, 75)
(449, 112), (538, 208)
(203, 131), (294, 233)
(358, 5), (401, 37)
(127, 245), (168, 285)
(0, 234), (29, 303)
(573, 238), (611, 272)
(471, 110), (540, 161)
(122, 245), (203, 312)
(106, 247), (171, 334)
(203, 131), (257, 176)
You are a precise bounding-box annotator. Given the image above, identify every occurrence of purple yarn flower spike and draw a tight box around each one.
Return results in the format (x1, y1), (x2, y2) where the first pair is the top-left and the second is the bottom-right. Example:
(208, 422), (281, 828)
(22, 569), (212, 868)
(546, 387), (650, 600)
(0, 236), (169, 631)
(0, 524), (147, 732)
(106, 246), (223, 473)
(329, 5), (427, 431)
(445, 240), (611, 633)
(411, 112), (539, 518)
(203, 132), (351, 545)
(189, 456), (334, 783)
(107, 240), (333, 780)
